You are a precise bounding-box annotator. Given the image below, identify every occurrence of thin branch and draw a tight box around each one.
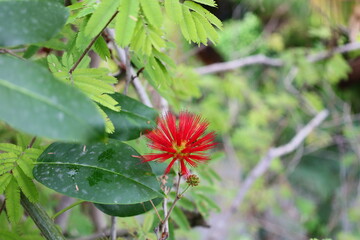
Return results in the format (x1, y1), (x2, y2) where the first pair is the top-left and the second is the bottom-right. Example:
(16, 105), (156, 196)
(195, 54), (283, 75)
(69, 11), (119, 75)
(231, 109), (329, 211)
(123, 47), (132, 95)
(106, 29), (153, 107)
(52, 200), (85, 220)
(110, 216), (117, 240)
(195, 42), (360, 75)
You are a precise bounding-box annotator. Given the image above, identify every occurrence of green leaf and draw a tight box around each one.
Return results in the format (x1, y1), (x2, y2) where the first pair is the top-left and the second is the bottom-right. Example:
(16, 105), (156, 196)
(0, 143), (23, 155)
(95, 197), (162, 217)
(192, 0), (217, 7)
(139, 0), (163, 28)
(181, 5), (198, 43)
(17, 156), (35, 179)
(0, 55), (106, 143)
(5, 177), (22, 225)
(192, 12), (208, 45)
(34, 140), (163, 204)
(171, 206), (191, 230)
(101, 93), (158, 141)
(115, 0), (139, 47)
(0, 173), (12, 195)
(93, 36), (111, 60)
(0, 231), (21, 240)
(0, 153), (17, 175)
(13, 166), (39, 203)
(0, 1), (69, 47)
(183, 1), (222, 29)
(84, 0), (120, 38)
(165, 0), (183, 23)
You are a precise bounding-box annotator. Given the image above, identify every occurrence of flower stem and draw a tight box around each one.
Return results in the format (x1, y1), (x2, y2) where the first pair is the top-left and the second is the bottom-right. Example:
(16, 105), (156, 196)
(52, 199), (85, 219)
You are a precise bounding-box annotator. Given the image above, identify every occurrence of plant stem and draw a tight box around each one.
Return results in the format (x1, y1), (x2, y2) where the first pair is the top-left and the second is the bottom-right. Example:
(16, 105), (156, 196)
(21, 193), (66, 240)
(52, 199), (85, 219)
(69, 11), (119, 74)
(110, 216), (117, 240)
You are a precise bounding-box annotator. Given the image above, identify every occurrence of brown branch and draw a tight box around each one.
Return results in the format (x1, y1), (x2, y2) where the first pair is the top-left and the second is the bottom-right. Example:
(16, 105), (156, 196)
(231, 109), (329, 211)
(195, 42), (360, 75)
(69, 11), (119, 75)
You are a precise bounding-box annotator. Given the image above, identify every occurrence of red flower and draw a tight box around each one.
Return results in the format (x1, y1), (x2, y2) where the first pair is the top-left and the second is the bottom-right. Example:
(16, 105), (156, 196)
(142, 111), (216, 176)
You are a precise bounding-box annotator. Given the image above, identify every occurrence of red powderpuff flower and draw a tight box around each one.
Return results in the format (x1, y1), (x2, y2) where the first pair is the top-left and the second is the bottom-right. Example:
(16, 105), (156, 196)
(141, 111), (216, 176)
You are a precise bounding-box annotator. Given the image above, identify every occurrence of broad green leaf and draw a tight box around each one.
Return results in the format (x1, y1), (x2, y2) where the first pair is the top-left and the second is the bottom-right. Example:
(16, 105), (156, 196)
(165, 0), (183, 23)
(34, 140), (163, 204)
(0, 143), (23, 155)
(102, 93), (158, 141)
(95, 197), (162, 217)
(139, 0), (163, 28)
(0, 1), (69, 47)
(0, 55), (106, 142)
(84, 0), (120, 38)
(115, 0), (139, 47)
(5, 177), (22, 224)
(13, 166), (39, 203)
(0, 173), (12, 195)
(0, 231), (21, 240)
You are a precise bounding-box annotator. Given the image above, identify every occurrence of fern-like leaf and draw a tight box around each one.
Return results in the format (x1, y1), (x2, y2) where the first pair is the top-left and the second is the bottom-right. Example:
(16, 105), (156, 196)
(0, 153), (18, 175)
(0, 143), (23, 155)
(164, 0), (183, 23)
(115, 0), (139, 47)
(93, 36), (111, 60)
(139, 0), (163, 28)
(192, 0), (217, 7)
(0, 173), (12, 195)
(13, 166), (39, 203)
(5, 177), (23, 225)
(84, 0), (120, 38)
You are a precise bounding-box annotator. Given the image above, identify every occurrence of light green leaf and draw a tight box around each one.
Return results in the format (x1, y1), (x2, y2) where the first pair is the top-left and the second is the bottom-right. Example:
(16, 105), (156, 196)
(115, 0), (139, 47)
(0, 152), (18, 175)
(17, 156), (35, 179)
(84, 0), (120, 38)
(181, 5), (198, 43)
(0, 1), (69, 47)
(165, 0), (183, 23)
(139, 0), (163, 28)
(34, 140), (163, 204)
(93, 36), (111, 60)
(5, 177), (22, 225)
(192, 0), (217, 7)
(183, 1), (222, 29)
(0, 55), (106, 143)
(0, 143), (23, 155)
(0, 173), (12, 195)
(192, 12), (208, 44)
(13, 166), (39, 203)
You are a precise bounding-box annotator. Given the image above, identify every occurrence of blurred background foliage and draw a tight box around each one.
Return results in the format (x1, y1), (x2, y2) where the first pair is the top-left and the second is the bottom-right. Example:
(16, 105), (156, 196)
(2, 0), (360, 240)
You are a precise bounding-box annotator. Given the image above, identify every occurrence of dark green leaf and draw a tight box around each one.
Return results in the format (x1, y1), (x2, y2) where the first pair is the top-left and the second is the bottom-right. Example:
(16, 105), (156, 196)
(95, 197), (162, 217)
(0, 1), (69, 47)
(0, 55), (105, 142)
(102, 93), (158, 141)
(34, 140), (163, 204)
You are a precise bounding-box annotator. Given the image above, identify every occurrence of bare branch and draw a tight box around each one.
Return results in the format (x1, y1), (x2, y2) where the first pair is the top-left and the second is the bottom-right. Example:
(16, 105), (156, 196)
(195, 54), (283, 75)
(195, 42), (360, 75)
(231, 109), (329, 211)
(106, 29), (153, 107)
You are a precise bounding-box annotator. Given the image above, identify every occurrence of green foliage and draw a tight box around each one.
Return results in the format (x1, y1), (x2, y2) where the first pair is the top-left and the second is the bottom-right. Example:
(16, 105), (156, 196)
(0, 1), (68, 47)
(0, 55), (105, 142)
(33, 140), (163, 204)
